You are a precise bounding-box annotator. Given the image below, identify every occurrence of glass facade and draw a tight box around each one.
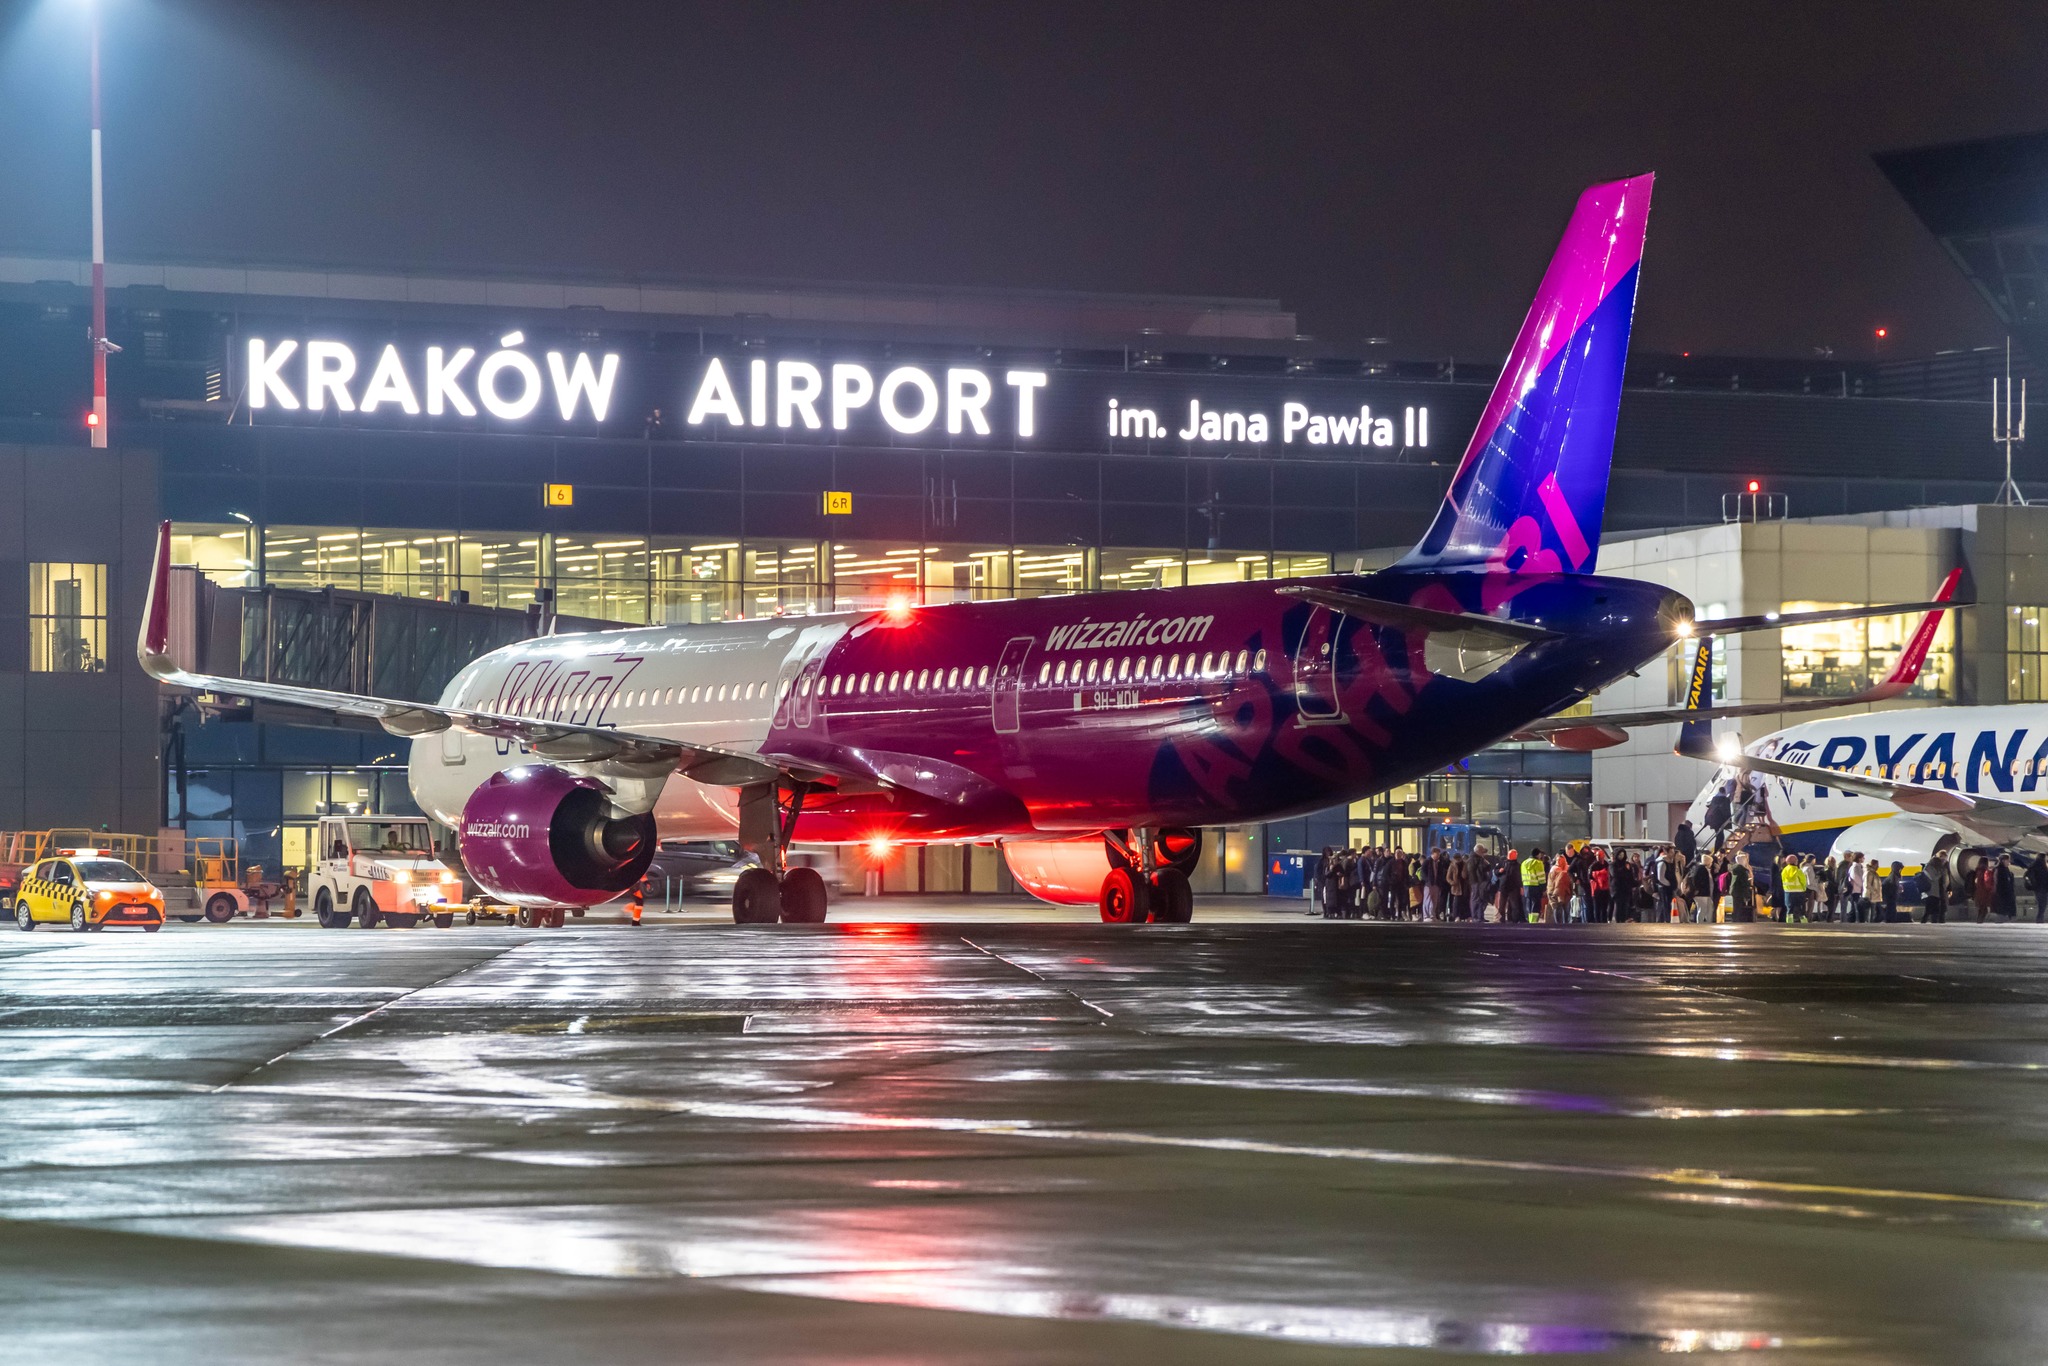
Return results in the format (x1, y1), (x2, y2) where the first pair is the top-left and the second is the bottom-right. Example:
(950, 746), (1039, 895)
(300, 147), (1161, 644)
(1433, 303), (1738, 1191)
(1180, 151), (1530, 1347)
(29, 561), (108, 673)
(2009, 605), (2048, 702)
(1781, 601), (1953, 699)
(174, 524), (1348, 626)
(1348, 754), (1592, 855)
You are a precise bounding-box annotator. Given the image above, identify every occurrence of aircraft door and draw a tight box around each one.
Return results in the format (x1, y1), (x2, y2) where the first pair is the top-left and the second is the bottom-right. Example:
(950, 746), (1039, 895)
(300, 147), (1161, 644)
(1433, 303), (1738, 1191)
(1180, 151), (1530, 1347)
(773, 623), (851, 731)
(992, 636), (1034, 734)
(1294, 606), (1347, 722)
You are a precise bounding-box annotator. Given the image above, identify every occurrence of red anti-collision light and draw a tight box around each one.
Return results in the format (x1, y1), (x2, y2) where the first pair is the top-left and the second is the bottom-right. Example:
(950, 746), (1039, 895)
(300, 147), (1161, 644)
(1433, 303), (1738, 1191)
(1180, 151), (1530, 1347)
(85, 413), (99, 427)
(1747, 480), (1760, 493)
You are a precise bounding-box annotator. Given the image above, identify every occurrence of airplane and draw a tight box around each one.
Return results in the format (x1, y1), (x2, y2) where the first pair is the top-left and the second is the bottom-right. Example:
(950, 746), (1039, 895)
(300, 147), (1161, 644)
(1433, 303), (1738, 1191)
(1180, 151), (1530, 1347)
(1672, 624), (2048, 876)
(133, 173), (1957, 927)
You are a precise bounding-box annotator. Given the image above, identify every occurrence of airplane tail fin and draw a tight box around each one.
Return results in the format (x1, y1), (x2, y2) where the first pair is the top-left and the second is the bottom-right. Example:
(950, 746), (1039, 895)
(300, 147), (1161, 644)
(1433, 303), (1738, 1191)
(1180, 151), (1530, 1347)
(1400, 174), (1654, 574)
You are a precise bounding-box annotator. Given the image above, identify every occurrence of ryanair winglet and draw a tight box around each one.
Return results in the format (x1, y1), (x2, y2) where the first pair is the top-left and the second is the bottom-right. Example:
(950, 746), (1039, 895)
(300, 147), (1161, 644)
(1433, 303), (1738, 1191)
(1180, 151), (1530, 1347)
(1675, 639), (1717, 761)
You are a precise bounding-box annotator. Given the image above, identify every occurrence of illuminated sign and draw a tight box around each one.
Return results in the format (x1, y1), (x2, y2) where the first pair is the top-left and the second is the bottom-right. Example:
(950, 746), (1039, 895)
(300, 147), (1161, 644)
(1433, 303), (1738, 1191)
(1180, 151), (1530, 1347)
(821, 490), (852, 515)
(1107, 395), (1430, 448)
(235, 331), (1458, 457)
(245, 331), (621, 422)
(685, 358), (1048, 441)
(544, 483), (574, 507)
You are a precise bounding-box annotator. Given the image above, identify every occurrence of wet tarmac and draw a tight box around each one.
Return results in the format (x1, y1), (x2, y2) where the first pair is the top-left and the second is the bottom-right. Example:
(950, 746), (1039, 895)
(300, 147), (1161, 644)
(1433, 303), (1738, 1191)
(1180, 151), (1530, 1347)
(5, 911), (2048, 1363)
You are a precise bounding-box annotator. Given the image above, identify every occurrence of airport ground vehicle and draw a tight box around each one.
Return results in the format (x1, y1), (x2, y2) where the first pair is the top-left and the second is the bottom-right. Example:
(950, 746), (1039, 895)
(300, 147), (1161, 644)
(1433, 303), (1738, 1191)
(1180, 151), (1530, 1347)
(308, 815), (464, 928)
(189, 837), (301, 922)
(13, 850), (165, 932)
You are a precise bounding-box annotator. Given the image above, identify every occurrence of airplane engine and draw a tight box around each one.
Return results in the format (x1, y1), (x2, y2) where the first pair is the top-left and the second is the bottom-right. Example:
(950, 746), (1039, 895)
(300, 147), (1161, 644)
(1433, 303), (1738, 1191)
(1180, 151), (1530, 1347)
(458, 764), (656, 908)
(1828, 815), (1966, 876)
(1003, 838), (1115, 906)
(1003, 830), (1203, 907)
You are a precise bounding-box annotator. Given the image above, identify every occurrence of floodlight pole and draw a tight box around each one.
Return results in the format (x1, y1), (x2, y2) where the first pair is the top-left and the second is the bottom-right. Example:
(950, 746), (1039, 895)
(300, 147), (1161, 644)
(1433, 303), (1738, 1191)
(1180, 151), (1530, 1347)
(87, 0), (113, 447)
(1994, 337), (2027, 507)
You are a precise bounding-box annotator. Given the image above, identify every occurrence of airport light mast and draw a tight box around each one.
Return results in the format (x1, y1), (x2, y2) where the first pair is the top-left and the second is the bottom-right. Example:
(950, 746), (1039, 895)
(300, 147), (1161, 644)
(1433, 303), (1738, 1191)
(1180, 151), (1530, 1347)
(85, 0), (116, 447)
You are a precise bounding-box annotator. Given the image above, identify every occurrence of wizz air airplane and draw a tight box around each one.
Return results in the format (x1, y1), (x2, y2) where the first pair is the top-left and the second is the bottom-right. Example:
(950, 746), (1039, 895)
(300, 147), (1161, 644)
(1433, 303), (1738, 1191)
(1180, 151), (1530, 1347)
(134, 174), (1955, 925)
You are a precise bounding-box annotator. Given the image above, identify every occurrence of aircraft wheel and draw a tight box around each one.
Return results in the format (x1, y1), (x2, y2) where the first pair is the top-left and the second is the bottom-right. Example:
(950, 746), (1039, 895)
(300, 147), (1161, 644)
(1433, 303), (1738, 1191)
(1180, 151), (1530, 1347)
(204, 893), (238, 924)
(732, 868), (781, 924)
(1149, 867), (1194, 923)
(780, 867), (829, 923)
(352, 888), (381, 929)
(1099, 867), (1149, 924)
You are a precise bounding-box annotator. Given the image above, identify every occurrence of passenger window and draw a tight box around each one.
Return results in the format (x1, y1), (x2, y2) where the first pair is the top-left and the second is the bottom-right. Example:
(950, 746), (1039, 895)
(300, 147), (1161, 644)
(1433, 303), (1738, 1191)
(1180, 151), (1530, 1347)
(1235, 649), (1249, 674)
(1037, 661), (1050, 684)
(978, 665), (990, 687)
(947, 667), (960, 690)
(1168, 656), (1181, 679)
(1055, 660), (1068, 684)
(1117, 658), (1130, 682)
(1086, 659), (1100, 683)
(717, 684), (729, 701)
(915, 669), (928, 690)
(1253, 648), (1267, 673)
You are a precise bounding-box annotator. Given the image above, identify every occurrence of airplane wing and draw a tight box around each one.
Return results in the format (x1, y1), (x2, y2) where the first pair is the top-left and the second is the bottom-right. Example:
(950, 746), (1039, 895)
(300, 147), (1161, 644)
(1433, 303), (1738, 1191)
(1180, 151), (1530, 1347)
(137, 522), (804, 788)
(1274, 584), (1558, 647)
(1674, 723), (2048, 847)
(1521, 568), (1960, 744)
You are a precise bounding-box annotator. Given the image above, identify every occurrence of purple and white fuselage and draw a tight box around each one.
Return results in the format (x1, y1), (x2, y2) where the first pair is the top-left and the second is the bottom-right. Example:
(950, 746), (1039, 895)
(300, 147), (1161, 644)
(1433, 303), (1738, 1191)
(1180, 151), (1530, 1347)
(145, 175), (1681, 922)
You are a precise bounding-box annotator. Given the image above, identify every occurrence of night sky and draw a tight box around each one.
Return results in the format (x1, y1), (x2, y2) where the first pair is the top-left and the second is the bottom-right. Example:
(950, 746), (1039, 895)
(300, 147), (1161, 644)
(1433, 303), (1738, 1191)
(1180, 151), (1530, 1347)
(3, 0), (2044, 361)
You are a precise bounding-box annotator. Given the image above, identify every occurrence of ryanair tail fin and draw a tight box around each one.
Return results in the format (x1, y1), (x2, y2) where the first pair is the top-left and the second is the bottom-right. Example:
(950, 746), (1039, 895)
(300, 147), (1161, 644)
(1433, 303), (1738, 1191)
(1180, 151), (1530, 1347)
(1400, 174), (1653, 574)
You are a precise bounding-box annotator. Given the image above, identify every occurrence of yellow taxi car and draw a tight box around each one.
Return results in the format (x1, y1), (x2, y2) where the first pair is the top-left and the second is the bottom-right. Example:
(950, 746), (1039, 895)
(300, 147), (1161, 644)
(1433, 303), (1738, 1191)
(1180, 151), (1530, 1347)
(13, 850), (165, 933)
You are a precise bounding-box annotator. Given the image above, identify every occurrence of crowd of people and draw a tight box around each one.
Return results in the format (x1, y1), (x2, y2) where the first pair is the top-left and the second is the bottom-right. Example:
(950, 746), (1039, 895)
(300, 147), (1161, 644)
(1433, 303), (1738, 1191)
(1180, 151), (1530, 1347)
(1311, 834), (2048, 925)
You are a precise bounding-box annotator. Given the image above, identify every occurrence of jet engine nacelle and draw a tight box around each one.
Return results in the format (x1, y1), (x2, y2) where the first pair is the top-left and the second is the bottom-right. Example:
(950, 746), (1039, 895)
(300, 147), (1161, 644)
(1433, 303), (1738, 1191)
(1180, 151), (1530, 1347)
(1003, 837), (1114, 906)
(1002, 829), (1203, 906)
(458, 764), (657, 907)
(1828, 815), (1964, 876)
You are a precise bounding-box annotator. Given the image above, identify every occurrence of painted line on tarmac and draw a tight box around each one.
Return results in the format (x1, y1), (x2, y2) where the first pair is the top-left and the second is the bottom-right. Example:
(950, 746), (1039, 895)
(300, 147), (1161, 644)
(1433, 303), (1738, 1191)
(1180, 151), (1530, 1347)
(228, 1079), (2048, 1217)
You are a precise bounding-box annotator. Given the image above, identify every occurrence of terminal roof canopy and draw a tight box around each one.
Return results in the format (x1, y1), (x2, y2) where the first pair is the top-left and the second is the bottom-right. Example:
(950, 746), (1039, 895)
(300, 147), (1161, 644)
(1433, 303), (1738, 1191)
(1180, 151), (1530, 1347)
(1876, 129), (2048, 362)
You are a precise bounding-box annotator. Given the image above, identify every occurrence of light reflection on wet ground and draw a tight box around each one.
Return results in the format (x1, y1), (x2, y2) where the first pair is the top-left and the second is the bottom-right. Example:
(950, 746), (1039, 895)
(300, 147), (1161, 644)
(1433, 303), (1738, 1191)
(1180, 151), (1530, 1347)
(5, 918), (2048, 1361)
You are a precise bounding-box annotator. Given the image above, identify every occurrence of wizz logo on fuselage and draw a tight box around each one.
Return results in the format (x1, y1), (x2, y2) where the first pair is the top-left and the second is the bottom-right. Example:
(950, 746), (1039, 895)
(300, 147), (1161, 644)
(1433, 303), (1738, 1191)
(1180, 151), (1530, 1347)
(483, 652), (643, 754)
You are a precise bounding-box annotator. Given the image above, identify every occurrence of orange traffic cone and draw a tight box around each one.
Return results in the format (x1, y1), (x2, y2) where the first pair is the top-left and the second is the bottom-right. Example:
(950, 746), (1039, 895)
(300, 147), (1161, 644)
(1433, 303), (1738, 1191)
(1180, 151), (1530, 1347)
(630, 884), (643, 927)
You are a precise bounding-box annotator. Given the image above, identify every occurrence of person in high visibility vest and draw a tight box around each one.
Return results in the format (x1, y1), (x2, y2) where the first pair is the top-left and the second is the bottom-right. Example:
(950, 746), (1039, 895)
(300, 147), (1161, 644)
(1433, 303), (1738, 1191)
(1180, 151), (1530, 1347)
(1520, 847), (1547, 923)
(1780, 855), (1808, 922)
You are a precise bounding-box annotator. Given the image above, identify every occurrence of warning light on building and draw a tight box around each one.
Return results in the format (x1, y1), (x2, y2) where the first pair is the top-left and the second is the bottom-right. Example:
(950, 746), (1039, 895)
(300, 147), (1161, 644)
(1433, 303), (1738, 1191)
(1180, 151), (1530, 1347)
(544, 483), (574, 507)
(822, 490), (852, 515)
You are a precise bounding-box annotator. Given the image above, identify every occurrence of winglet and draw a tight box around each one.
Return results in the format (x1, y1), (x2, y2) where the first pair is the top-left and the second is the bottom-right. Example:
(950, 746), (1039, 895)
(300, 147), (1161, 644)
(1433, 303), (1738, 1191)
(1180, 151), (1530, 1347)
(1674, 638), (1717, 760)
(139, 519), (174, 675)
(1871, 566), (1961, 694)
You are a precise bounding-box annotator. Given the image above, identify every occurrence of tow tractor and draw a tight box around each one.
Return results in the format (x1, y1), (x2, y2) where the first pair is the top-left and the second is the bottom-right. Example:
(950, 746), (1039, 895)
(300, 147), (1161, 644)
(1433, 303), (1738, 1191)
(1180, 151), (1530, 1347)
(309, 815), (464, 928)
(190, 837), (301, 923)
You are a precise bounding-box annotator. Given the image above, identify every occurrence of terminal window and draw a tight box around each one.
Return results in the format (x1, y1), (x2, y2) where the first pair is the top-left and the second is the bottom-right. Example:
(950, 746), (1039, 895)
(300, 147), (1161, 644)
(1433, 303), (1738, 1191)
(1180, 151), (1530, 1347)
(29, 562), (108, 673)
(1780, 600), (1951, 700)
(2008, 606), (2048, 701)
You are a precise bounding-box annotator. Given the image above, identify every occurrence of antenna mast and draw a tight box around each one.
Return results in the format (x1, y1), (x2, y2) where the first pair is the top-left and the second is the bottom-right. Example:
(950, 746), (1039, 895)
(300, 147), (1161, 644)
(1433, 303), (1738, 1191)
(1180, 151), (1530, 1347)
(1994, 337), (2027, 507)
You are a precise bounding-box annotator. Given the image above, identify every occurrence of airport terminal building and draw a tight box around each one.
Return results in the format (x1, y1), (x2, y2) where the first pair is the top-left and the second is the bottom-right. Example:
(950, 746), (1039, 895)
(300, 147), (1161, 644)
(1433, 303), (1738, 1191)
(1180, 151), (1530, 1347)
(0, 247), (2035, 889)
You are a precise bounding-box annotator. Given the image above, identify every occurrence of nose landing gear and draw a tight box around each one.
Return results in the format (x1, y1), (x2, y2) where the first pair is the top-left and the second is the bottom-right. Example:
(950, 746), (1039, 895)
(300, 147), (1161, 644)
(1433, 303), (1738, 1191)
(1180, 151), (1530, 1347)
(731, 780), (832, 925)
(1100, 828), (1199, 924)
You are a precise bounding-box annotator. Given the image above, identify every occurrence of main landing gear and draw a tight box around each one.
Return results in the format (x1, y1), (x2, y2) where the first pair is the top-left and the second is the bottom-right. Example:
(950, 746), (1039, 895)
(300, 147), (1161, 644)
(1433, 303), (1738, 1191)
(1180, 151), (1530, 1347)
(1100, 828), (1199, 924)
(731, 780), (830, 925)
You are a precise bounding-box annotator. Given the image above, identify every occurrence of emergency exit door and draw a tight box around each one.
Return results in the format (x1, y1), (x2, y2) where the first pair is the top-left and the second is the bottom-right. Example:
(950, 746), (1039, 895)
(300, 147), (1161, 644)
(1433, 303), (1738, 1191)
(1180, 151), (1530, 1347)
(1293, 605), (1347, 721)
(991, 636), (1034, 734)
